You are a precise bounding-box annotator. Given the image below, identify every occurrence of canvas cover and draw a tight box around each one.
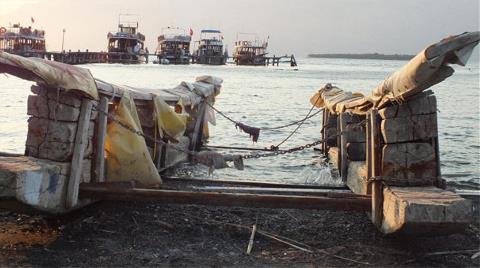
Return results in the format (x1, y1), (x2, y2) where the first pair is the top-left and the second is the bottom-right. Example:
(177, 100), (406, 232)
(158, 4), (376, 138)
(311, 31), (479, 114)
(0, 51), (98, 99)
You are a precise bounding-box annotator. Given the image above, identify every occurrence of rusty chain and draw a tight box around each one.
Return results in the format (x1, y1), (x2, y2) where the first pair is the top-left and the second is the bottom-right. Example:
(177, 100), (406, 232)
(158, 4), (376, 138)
(92, 103), (326, 161)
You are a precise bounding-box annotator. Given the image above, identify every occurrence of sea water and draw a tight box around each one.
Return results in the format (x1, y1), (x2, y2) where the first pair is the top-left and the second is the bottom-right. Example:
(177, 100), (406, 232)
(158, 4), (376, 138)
(0, 58), (478, 189)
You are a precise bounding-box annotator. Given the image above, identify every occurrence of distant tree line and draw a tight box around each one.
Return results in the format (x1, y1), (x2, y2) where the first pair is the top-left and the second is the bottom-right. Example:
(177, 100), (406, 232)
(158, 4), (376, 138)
(308, 53), (414, 61)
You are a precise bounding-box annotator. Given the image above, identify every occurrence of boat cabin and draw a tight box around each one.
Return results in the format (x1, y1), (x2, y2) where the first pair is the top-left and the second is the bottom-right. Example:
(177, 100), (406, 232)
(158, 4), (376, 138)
(233, 35), (268, 66)
(155, 27), (191, 65)
(0, 24), (46, 58)
(107, 16), (147, 64)
(193, 29), (227, 65)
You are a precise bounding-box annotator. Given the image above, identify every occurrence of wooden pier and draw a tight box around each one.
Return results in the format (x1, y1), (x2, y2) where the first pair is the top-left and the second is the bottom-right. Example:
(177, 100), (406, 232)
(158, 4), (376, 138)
(42, 51), (108, 65)
(265, 54), (297, 67)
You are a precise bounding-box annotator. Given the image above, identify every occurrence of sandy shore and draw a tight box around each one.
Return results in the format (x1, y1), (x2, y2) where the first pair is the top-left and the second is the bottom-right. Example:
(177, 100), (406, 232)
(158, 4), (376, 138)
(1, 200), (479, 267)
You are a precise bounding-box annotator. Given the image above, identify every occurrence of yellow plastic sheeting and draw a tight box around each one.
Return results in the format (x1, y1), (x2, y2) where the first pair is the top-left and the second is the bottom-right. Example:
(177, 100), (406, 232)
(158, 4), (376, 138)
(105, 92), (162, 185)
(153, 96), (188, 140)
(0, 51), (98, 100)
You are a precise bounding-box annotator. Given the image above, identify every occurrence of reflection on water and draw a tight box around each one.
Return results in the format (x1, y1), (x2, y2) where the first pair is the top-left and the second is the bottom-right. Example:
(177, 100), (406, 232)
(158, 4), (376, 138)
(0, 58), (478, 188)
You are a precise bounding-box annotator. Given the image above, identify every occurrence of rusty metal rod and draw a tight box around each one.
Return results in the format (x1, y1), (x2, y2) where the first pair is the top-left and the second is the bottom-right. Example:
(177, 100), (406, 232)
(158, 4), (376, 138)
(79, 184), (370, 211)
(162, 176), (349, 190)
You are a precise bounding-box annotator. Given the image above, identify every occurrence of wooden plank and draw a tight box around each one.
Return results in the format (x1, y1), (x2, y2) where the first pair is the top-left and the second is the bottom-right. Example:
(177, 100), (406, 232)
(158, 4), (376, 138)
(94, 97), (108, 182)
(339, 113), (348, 181)
(189, 102), (206, 151)
(79, 184), (371, 211)
(66, 99), (93, 208)
(370, 109), (383, 227)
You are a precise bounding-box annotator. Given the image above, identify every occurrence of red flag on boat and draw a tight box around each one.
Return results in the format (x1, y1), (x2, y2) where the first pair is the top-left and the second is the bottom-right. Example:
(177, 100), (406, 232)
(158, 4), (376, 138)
(31, 17), (35, 23)
(189, 28), (193, 36)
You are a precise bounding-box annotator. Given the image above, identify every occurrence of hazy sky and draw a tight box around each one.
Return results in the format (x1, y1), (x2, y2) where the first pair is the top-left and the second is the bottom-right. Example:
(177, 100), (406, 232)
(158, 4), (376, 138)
(1, 0), (478, 56)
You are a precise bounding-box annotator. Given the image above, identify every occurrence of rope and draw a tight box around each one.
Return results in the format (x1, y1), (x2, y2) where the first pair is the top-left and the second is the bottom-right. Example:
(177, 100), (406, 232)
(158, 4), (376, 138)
(204, 100), (323, 131)
(273, 100), (318, 148)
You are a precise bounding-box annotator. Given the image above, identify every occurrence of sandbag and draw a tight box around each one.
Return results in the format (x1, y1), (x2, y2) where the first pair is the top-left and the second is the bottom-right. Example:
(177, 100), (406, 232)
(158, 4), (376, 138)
(105, 92), (162, 185)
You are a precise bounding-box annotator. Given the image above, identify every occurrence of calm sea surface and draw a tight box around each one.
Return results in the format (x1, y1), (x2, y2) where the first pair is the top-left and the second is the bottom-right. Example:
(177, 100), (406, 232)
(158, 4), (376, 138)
(0, 58), (478, 189)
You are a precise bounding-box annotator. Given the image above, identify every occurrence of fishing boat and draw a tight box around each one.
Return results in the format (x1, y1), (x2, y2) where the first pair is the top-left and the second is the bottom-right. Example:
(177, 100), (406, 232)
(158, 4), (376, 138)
(155, 27), (192, 65)
(0, 24), (46, 58)
(107, 15), (147, 64)
(192, 29), (227, 65)
(233, 33), (268, 66)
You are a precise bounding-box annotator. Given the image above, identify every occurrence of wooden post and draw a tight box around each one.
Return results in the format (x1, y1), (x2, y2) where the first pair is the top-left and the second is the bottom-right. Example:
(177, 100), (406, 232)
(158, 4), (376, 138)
(339, 113), (348, 181)
(190, 102), (206, 151)
(321, 110), (326, 154)
(366, 113), (371, 193)
(95, 97), (108, 182)
(66, 99), (93, 208)
(370, 109), (383, 227)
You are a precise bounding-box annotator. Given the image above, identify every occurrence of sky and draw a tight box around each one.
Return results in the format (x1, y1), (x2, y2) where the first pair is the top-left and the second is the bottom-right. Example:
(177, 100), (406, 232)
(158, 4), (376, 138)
(0, 0), (479, 56)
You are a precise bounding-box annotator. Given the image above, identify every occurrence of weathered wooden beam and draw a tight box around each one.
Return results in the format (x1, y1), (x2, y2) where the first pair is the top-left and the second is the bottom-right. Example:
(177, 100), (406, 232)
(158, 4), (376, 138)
(366, 113), (371, 189)
(94, 97), (108, 182)
(79, 184), (371, 211)
(321, 109), (326, 154)
(370, 109), (383, 227)
(339, 113), (348, 181)
(190, 102), (206, 151)
(66, 99), (93, 208)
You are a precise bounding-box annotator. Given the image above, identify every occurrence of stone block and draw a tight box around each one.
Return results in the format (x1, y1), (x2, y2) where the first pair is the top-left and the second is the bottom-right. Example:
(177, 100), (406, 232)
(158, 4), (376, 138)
(382, 186), (472, 234)
(346, 142), (366, 161)
(31, 85), (82, 108)
(26, 139), (93, 162)
(26, 117), (94, 161)
(30, 86), (97, 120)
(28, 95), (81, 121)
(346, 161), (368, 194)
(382, 142), (437, 181)
(344, 123), (366, 143)
(378, 93), (436, 119)
(381, 113), (437, 143)
(328, 147), (339, 169)
(325, 127), (337, 147)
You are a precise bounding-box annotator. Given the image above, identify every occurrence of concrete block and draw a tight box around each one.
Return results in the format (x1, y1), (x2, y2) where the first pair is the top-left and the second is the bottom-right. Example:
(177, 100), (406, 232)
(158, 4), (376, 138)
(0, 156), (92, 213)
(382, 186), (472, 234)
